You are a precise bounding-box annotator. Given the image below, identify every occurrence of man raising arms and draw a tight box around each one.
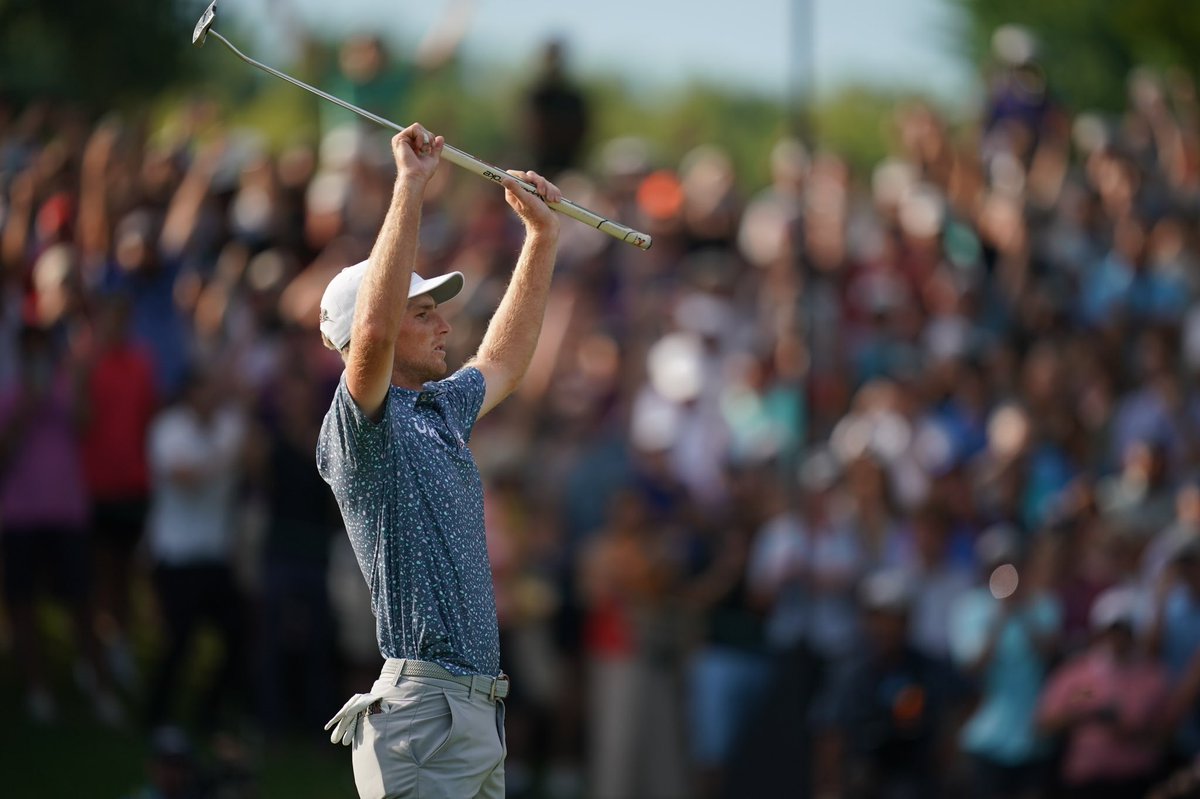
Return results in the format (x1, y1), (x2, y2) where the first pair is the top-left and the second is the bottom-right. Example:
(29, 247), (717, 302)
(316, 122), (560, 799)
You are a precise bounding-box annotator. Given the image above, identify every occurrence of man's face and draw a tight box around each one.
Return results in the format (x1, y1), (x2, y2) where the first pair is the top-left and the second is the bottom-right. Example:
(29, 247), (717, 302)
(392, 294), (451, 387)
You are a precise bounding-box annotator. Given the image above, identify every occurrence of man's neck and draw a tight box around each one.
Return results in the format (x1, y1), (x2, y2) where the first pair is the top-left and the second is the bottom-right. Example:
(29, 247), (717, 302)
(391, 367), (429, 392)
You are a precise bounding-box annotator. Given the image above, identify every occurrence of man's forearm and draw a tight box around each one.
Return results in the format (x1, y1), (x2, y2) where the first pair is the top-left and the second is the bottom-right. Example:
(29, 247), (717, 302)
(473, 230), (558, 398)
(343, 177), (426, 419)
(353, 179), (425, 347)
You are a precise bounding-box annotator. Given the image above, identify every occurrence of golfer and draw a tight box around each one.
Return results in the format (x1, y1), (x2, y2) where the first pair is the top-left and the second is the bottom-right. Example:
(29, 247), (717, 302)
(316, 122), (560, 799)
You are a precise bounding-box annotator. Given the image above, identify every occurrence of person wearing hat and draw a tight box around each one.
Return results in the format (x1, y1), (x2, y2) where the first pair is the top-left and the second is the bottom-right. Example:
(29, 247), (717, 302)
(811, 569), (959, 799)
(316, 122), (562, 799)
(123, 726), (196, 799)
(1147, 536), (1200, 762)
(1037, 586), (1170, 799)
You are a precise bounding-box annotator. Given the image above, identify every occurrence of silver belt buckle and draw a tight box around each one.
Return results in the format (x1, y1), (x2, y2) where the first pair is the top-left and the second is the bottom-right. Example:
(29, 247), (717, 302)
(489, 672), (509, 701)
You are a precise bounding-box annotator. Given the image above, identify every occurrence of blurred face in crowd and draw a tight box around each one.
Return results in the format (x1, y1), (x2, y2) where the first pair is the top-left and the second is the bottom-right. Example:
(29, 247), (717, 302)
(140, 146), (181, 205)
(31, 244), (81, 325)
(1020, 343), (1061, 407)
(1178, 554), (1200, 594)
(1177, 483), (1200, 526)
(1123, 440), (1167, 485)
(801, 482), (835, 526)
(184, 370), (223, 422)
(912, 512), (949, 567)
(1097, 622), (1136, 661)
(150, 759), (191, 799)
(114, 211), (158, 273)
(865, 607), (909, 658)
(18, 327), (55, 390)
(1113, 215), (1148, 267)
(339, 35), (385, 83)
(609, 489), (650, 533)
(845, 456), (887, 506)
(94, 295), (133, 347)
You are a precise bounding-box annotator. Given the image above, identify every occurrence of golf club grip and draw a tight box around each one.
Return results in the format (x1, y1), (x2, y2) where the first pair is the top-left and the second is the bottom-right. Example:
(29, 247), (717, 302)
(207, 31), (652, 250)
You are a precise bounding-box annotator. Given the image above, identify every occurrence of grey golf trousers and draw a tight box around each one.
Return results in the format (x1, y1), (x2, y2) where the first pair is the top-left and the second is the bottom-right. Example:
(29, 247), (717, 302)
(352, 659), (507, 799)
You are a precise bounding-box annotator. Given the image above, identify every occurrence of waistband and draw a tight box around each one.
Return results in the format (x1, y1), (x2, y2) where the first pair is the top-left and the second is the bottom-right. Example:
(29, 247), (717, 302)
(379, 658), (510, 701)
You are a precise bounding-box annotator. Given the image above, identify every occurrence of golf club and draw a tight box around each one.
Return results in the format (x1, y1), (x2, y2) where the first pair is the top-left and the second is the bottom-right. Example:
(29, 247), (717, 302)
(192, 2), (652, 250)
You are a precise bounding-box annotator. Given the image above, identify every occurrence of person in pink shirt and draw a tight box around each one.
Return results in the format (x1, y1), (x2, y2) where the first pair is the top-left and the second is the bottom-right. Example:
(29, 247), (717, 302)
(1037, 585), (1171, 799)
(0, 324), (122, 725)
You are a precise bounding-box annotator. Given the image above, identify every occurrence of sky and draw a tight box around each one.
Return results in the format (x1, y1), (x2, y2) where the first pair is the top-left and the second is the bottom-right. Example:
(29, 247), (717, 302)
(222, 0), (981, 107)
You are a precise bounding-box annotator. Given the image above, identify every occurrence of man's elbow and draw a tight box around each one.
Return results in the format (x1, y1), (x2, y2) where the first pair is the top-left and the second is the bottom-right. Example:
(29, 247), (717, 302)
(351, 320), (394, 352)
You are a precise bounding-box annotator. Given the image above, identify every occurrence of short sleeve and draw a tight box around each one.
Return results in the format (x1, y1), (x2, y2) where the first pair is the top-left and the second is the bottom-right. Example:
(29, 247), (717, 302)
(948, 592), (989, 668)
(431, 367), (486, 442)
(316, 372), (390, 487)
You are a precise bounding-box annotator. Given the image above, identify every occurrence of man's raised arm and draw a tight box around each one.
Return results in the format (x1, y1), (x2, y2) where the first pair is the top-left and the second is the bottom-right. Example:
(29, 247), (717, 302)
(467, 170), (562, 418)
(345, 124), (443, 420)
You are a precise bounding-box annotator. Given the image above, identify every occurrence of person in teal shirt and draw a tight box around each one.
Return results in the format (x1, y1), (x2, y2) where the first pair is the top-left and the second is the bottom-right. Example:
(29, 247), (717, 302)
(949, 526), (1062, 799)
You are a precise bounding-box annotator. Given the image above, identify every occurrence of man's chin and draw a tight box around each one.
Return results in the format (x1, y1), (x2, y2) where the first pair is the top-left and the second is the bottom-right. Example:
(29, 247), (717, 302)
(425, 358), (449, 379)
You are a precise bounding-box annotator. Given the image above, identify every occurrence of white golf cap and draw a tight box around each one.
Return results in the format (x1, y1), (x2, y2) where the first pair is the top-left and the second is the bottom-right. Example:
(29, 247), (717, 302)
(319, 261), (464, 351)
(1088, 585), (1142, 632)
(858, 568), (913, 614)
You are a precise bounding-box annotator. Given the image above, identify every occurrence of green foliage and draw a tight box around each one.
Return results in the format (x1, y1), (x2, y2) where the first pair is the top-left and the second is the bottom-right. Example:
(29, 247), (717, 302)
(0, 0), (194, 110)
(588, 78), (790, 189)
(0, 592), (351, 796)
(0, 0), (902, 193)
(811, 87), (900, 176)
(163, 51), (905, 195)
(11, 0), (1194, 187)
(943, 0), (1200, 112)
(407, 63), (516, 164)
(168, 52), (799, 191)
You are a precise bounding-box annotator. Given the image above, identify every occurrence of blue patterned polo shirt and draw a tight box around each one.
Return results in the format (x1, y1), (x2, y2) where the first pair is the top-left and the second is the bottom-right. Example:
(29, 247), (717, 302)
(316, 366), (499, 676)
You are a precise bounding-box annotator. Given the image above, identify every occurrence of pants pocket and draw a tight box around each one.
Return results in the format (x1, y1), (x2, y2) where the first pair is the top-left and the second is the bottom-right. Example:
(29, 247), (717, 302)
(402, 687), (456, 766)
(496, 700), (507, 759)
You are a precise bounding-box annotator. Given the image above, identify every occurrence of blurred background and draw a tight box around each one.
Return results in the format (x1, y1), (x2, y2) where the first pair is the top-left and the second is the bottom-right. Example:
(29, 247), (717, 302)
(4, 0), (1200, 797)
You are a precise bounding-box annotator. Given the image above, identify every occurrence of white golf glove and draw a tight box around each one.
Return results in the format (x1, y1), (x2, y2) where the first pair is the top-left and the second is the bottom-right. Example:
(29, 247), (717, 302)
(325, 692), (382, 746)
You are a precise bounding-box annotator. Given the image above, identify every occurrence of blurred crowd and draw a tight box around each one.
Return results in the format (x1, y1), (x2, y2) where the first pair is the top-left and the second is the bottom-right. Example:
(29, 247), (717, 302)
(7, 21), (1200, 799)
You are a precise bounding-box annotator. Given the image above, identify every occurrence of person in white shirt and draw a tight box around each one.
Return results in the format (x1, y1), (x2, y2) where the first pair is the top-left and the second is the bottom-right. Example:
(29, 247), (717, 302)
(144, 366), (248, 730)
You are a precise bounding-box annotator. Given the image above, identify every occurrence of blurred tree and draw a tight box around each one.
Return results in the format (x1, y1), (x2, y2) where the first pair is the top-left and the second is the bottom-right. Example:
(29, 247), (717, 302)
(0, 0), (191, 110)
(589, 79), (790, 190)
(1, 0), (902, 198)
(946, 0), (1200, 112)
(813, 87), (898, 176)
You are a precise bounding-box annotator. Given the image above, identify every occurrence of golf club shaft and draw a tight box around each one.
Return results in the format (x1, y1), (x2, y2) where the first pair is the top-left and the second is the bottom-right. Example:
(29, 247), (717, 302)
(206, 30), (652, 250)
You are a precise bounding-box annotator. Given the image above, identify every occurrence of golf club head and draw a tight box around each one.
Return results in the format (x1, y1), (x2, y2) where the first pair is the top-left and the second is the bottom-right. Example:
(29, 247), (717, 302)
(193, 1), (217, 46)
